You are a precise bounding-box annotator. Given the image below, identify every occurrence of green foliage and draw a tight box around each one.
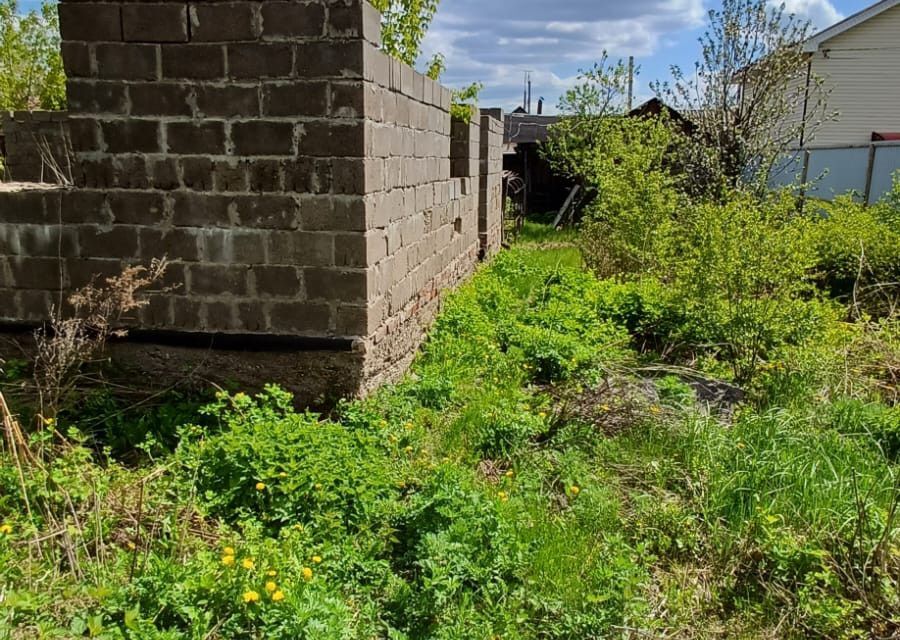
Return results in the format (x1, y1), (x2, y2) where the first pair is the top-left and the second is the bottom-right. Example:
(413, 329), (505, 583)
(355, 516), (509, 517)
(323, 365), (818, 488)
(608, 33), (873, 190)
(808, 193), (900, 301)
(653, 192), (830, 383)
(449, 81), (482, 123)
(179, 386), (399, 535)
(370, 0), (439, 68)
(0, 0), (65, 111)
(2, 243), (899, 639)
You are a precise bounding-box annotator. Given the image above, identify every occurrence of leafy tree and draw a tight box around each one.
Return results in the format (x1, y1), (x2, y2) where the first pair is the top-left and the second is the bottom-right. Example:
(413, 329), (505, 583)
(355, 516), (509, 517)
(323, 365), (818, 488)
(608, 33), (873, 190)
(653, 0), (831, 196)
(0, 0), (65, 111)
(543, 54), (634, 181)
(370, 0), (440, 68)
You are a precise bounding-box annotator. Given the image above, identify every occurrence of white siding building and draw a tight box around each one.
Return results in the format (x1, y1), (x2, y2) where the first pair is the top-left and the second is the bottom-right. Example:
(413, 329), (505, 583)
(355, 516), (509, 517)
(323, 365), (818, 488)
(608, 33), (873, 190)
(802, 0), (900, 146)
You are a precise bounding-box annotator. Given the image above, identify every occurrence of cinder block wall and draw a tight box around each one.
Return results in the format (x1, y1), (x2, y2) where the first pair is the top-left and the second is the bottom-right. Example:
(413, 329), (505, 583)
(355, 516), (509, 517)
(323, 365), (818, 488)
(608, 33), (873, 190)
(1, 111), (71, 183)
(0, 0), (503, 399)
(479, 110), (504, 257)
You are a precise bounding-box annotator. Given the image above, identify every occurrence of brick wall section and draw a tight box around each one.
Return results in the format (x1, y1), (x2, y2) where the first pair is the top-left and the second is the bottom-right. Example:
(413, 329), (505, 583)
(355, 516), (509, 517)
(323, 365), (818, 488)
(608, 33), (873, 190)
(355, 44), (483, 388)
(450, 117), (480, 178)
(479, 110), (504, 257)
(1, 112), (71, 183)
(0, 0), (505, 398)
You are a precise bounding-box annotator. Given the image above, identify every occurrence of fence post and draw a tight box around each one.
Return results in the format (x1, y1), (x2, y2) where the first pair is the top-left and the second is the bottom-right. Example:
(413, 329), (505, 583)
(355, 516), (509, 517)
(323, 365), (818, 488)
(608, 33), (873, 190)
(863, 144), (876, 205)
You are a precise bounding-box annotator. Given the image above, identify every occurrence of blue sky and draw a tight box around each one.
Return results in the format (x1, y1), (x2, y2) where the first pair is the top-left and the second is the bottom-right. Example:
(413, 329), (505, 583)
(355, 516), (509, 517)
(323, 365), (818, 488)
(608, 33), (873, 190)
(419, 0), (874, 113)
(19, 0), (872, 113)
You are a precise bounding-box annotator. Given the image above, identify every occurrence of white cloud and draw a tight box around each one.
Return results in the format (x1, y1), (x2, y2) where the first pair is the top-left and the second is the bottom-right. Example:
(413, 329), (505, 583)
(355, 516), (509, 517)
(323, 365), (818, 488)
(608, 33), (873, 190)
(421, 0), (706, 112)
(778, 0), (844, 30)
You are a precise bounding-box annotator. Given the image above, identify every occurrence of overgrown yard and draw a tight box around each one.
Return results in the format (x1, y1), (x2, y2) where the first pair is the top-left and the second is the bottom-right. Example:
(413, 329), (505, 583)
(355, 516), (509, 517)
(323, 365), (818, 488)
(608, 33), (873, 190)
(1, 223), (898, 638)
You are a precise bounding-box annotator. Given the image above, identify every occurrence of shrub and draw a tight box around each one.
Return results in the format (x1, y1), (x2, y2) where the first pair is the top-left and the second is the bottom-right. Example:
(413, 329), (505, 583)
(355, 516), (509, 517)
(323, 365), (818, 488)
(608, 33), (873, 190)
(808, 194), (900, 305)
(178, 386), (399, 536)
(652, 192), (828, 383)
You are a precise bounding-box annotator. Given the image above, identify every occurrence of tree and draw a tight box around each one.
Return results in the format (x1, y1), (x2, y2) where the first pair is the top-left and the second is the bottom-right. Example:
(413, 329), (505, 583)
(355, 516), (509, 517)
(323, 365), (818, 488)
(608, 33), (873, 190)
(542, 54), (634, 182)
(653, 0), (830, 196)
(370, 0), (440, 69)
(0, 0), (65, 111)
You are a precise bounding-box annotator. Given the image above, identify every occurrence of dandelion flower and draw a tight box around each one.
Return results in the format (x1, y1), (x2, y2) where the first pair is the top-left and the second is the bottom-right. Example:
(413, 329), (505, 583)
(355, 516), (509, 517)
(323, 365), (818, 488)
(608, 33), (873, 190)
(242, 590), (260, 604)
(265, 581), (277, 593)
(497, 491), (509, 502)
(222, 555), (236, 567)
(267, 570), (278, 577)
(505, 470), (514, 478)
(538, 411), (547, 419)
(255, 482), (266, 492)
(312, 555), (322, 564)
(223, 546), (235, 556)
(271, 590), (285, 602)
(242, 557), (255, 570)
(279, 472), (288, 478)
(302, 567), (313, 581)
(127, 542), (137, 551)
(570, 485), (581, 497)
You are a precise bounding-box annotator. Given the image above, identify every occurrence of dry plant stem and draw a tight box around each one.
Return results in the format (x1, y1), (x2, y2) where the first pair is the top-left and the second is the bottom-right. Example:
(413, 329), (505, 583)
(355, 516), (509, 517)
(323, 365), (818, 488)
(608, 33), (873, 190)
(0, 390), (43, 560)
(34, 258), (169, 419)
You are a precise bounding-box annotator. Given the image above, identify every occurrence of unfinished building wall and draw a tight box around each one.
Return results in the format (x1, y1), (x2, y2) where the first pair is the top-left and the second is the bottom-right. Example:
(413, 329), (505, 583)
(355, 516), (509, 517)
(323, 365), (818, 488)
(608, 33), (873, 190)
(1, 111), (71, 183)
(0, 0), (503, 402)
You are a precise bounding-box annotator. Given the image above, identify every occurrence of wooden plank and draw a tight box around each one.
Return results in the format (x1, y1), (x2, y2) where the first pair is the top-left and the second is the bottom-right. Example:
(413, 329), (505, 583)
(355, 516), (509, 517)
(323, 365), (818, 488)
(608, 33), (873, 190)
(553, 184), (580, 228)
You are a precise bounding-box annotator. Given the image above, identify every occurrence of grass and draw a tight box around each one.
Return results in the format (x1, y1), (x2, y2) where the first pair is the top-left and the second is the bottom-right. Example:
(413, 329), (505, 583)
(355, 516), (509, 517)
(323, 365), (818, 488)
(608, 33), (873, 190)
(0, 226), (898, 639)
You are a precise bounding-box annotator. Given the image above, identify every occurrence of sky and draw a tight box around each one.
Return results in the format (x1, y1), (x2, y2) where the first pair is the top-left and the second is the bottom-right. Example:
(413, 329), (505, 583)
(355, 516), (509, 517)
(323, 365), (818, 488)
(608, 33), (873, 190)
(18, 0), (873, 114)
(419, 0), (873, 113)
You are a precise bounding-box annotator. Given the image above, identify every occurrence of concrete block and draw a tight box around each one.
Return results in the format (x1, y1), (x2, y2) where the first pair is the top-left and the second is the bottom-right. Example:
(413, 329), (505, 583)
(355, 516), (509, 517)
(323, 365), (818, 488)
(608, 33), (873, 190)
(122, 4), (189, 43)
(190, 3), (260, 42)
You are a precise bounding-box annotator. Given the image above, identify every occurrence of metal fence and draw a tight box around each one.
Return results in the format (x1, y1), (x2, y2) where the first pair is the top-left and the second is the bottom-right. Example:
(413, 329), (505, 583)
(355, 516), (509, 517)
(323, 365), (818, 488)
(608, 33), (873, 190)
(768, 141), (900, 204)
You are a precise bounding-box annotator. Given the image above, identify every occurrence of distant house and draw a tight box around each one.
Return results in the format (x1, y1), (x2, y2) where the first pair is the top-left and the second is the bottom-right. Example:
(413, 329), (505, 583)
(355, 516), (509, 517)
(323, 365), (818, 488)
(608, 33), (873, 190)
(799, 0), (900, 146)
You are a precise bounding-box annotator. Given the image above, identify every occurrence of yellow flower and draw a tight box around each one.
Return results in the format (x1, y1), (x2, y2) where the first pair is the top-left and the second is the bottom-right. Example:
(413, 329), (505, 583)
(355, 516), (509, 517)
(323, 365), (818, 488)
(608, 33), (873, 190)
(42, 416), (55, 427)
(570, 485), (581, 497)
(255, 482), (266, 492)
(538, 411), (547, 419)
(497, 491), (509, 502)
(265, 581), (278, 593)
(242, 590), (260, 604)
(271, 590), (285, 602)
(302, 567), (314, 581)
(241, 557), (255, 570)
(223, 546), (235, 556)
(127, 541), (137, 551)
(267, 570), (278, 577)
(312, 555), (322, 564)
(404, 422), (414, 431)
(222, 555), (236, 567)
(279, 472), (288, 478)
(505, 470), (515, 478)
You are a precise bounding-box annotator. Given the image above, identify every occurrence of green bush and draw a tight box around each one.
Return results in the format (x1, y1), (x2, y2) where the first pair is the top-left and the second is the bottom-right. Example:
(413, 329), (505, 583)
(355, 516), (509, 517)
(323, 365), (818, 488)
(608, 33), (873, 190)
(178, 386), (399, 535)
(808, 194), (900, 301)
(652, 192), (831, 383)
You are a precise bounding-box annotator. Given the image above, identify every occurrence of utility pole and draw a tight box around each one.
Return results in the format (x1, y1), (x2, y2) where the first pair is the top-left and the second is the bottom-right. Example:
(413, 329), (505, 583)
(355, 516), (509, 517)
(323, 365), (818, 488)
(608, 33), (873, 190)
(627, 56), (634, 111)
(523, 70), (533, 113)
